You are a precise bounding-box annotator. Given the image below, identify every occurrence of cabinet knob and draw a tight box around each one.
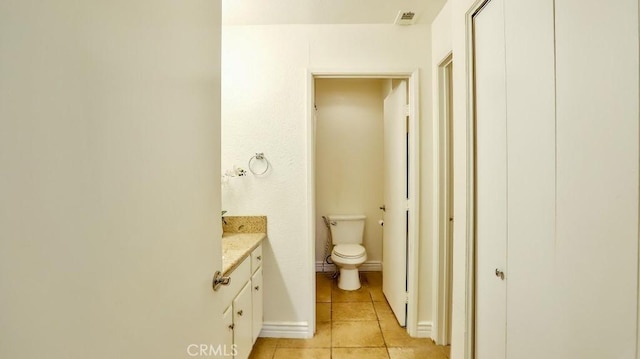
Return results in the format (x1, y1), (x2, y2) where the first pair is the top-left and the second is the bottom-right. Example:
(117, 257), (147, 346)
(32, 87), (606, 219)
(228, 323), (234, 330)
(495, 268), (505, 280)
(256, 255), (262, 261)
(237, 310), (243, 317)
(254, 285), (260, 291)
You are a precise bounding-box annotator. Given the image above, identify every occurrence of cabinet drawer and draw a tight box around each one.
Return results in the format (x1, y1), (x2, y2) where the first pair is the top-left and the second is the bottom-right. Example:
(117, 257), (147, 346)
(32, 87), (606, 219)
(251, 245), (263, 274)
(221, 257), (251, 310)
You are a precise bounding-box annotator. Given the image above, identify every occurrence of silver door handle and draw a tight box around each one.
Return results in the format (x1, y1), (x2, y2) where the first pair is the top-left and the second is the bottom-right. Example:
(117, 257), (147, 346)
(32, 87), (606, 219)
(495, 268), (505, 280)
(212, 271), (231, 291)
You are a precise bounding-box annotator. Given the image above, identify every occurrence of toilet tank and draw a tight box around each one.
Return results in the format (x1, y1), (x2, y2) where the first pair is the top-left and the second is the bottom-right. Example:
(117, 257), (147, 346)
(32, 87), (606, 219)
(327, 215), (366, 245)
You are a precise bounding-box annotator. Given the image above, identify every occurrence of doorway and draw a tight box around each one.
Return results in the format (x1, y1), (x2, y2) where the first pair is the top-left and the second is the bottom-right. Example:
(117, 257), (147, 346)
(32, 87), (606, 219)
(307, 71), (420, 337)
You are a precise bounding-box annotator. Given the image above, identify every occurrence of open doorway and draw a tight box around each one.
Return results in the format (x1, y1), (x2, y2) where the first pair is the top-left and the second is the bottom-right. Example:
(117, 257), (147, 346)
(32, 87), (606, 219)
(307, 71), (420, 337)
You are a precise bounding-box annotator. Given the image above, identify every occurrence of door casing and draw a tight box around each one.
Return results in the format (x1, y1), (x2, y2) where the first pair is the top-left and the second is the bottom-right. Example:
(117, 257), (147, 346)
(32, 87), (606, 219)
(306, 70), (420, 337)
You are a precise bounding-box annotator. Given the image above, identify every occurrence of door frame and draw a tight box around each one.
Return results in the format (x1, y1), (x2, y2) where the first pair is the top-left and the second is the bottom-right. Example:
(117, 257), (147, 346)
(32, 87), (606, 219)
(306, 69), (421, 337)
(464, 0), (494, 358)
(433, 53), (454, 345)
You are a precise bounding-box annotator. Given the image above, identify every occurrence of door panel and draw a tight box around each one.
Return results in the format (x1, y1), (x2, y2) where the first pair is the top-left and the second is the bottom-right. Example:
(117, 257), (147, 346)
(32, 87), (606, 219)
(383, 79), (408, 327)
(554, 0), (639, 356)
(503, 0), (556, 358)
(474, 0), (507, 358)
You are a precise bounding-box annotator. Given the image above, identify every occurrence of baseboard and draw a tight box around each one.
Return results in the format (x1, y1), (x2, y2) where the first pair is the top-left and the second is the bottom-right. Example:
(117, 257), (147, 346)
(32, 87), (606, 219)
(315, 260), (382, 272)
(416, 321), (433, 339)
(259, 321), (311, 339)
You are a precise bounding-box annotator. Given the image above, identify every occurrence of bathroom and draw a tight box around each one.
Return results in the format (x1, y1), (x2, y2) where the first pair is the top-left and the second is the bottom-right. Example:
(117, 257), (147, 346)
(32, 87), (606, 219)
(220, 6), (446, 355)
(221, 20), (435, 346)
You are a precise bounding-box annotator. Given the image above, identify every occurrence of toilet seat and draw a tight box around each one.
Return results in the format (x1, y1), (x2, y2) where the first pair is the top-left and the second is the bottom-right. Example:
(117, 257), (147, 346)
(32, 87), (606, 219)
(333, 244), (366, 259)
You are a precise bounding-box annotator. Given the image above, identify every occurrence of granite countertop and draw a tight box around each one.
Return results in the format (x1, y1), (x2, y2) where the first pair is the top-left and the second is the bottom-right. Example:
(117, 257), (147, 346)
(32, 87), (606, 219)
(222, 232), (266, 276)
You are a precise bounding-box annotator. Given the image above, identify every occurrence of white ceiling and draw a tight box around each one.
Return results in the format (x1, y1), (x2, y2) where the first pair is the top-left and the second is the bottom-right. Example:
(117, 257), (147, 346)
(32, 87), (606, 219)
(222, 0), (448, 26)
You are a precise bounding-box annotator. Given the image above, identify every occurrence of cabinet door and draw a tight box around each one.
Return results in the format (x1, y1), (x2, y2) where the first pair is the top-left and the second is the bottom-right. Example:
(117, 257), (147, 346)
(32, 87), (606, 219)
(251, 267), (263, 343)
(222, 306), (234, 357)
(251, 245), (262, 274)
(233, 282), (252, 359)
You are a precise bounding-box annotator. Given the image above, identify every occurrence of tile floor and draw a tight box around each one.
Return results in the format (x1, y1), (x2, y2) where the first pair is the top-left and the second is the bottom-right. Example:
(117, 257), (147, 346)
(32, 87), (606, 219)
(249, 272), (451, 359)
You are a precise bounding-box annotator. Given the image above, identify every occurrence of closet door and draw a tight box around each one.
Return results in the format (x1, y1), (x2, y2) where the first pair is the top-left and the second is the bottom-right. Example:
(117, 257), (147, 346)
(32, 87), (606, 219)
(473, 0), (507, 358)
(554, 0), (639, 356)
(503, 0), (556, 358)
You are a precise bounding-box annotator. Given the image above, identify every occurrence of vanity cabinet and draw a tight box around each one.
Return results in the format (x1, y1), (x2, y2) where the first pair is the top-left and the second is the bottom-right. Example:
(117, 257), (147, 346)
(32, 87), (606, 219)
(221, 244), (263, 359)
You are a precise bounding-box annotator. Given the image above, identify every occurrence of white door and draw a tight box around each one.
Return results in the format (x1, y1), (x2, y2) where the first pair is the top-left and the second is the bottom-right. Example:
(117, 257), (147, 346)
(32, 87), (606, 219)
(382, 79), (408, 326)
(474, 0), (507, 358)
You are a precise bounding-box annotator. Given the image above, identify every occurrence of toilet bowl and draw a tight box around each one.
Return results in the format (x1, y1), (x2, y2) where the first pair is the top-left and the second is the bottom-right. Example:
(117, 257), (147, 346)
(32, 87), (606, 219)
(331, 244), (367, 290)
(327, 215), (368, 290)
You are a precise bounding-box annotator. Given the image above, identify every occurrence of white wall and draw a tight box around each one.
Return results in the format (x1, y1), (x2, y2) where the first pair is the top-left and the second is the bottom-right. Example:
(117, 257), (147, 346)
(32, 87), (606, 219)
(439, 0), (640, 358)
(0, 1), (223, 358)
(221, 23), (435, 335)
(314, 79), (385, 266)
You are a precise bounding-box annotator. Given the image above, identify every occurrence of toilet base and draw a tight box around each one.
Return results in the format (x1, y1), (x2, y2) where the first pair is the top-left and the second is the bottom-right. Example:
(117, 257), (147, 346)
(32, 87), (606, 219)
(337, 268), (361, 291)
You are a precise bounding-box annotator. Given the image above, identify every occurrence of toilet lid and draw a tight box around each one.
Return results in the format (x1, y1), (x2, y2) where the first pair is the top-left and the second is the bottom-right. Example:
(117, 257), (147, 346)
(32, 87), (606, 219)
(333, 244), (366, 259)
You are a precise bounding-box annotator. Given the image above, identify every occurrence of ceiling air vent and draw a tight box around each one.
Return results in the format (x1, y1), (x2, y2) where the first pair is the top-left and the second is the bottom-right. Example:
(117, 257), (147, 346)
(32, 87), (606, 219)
(394, 10), (417, 25)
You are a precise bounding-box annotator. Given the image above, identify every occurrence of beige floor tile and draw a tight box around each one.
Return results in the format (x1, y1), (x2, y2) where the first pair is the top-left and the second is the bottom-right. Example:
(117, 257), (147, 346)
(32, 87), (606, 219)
(332, 321), (385, 347)
(316, 277), (332, 303)
(379, 320), (435, 347)
(332, 302), (377, 321)
(273, 348), (331, 359)
(255, 337), (278, 347)
(316, 302), (331, 322)
(388, 346), (448, 359)
(249, 339), (277, 359)
(332, 347), (390, 359)
(369, 286), (386, 302)
(316, 273), (335, 286)
(364, 272), (383, 287)
(278, 322), (331, 348)
(332, 285), (371, 302)
(373, 300), (397, 322)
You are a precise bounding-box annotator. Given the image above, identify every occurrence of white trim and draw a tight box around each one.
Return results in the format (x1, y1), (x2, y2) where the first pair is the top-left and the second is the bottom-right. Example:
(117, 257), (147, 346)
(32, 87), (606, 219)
(432, 53), (454, 346)
(307, 69), (421, 341)
(406, 70), (421, 338)
(315, 261), (382, 273)
(462, 2), (490, 359)
(259, 321), (311, 339)
(306, 70), (317, 340)
(416, 321), (434, 339)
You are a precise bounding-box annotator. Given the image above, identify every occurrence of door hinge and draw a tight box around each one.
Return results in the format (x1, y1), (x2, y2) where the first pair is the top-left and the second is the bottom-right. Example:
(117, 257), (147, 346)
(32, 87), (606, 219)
(405, 292), (409, 304)
(404, 104), (411, 117)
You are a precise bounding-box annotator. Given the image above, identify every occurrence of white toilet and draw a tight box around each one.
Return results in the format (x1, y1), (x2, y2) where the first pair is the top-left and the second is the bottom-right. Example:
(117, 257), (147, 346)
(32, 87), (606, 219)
(328, 214), (367, 290)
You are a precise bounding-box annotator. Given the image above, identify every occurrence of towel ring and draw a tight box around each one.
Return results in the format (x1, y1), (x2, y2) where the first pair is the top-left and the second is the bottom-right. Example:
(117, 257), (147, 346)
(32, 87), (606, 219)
(248, 153), (270, 175)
